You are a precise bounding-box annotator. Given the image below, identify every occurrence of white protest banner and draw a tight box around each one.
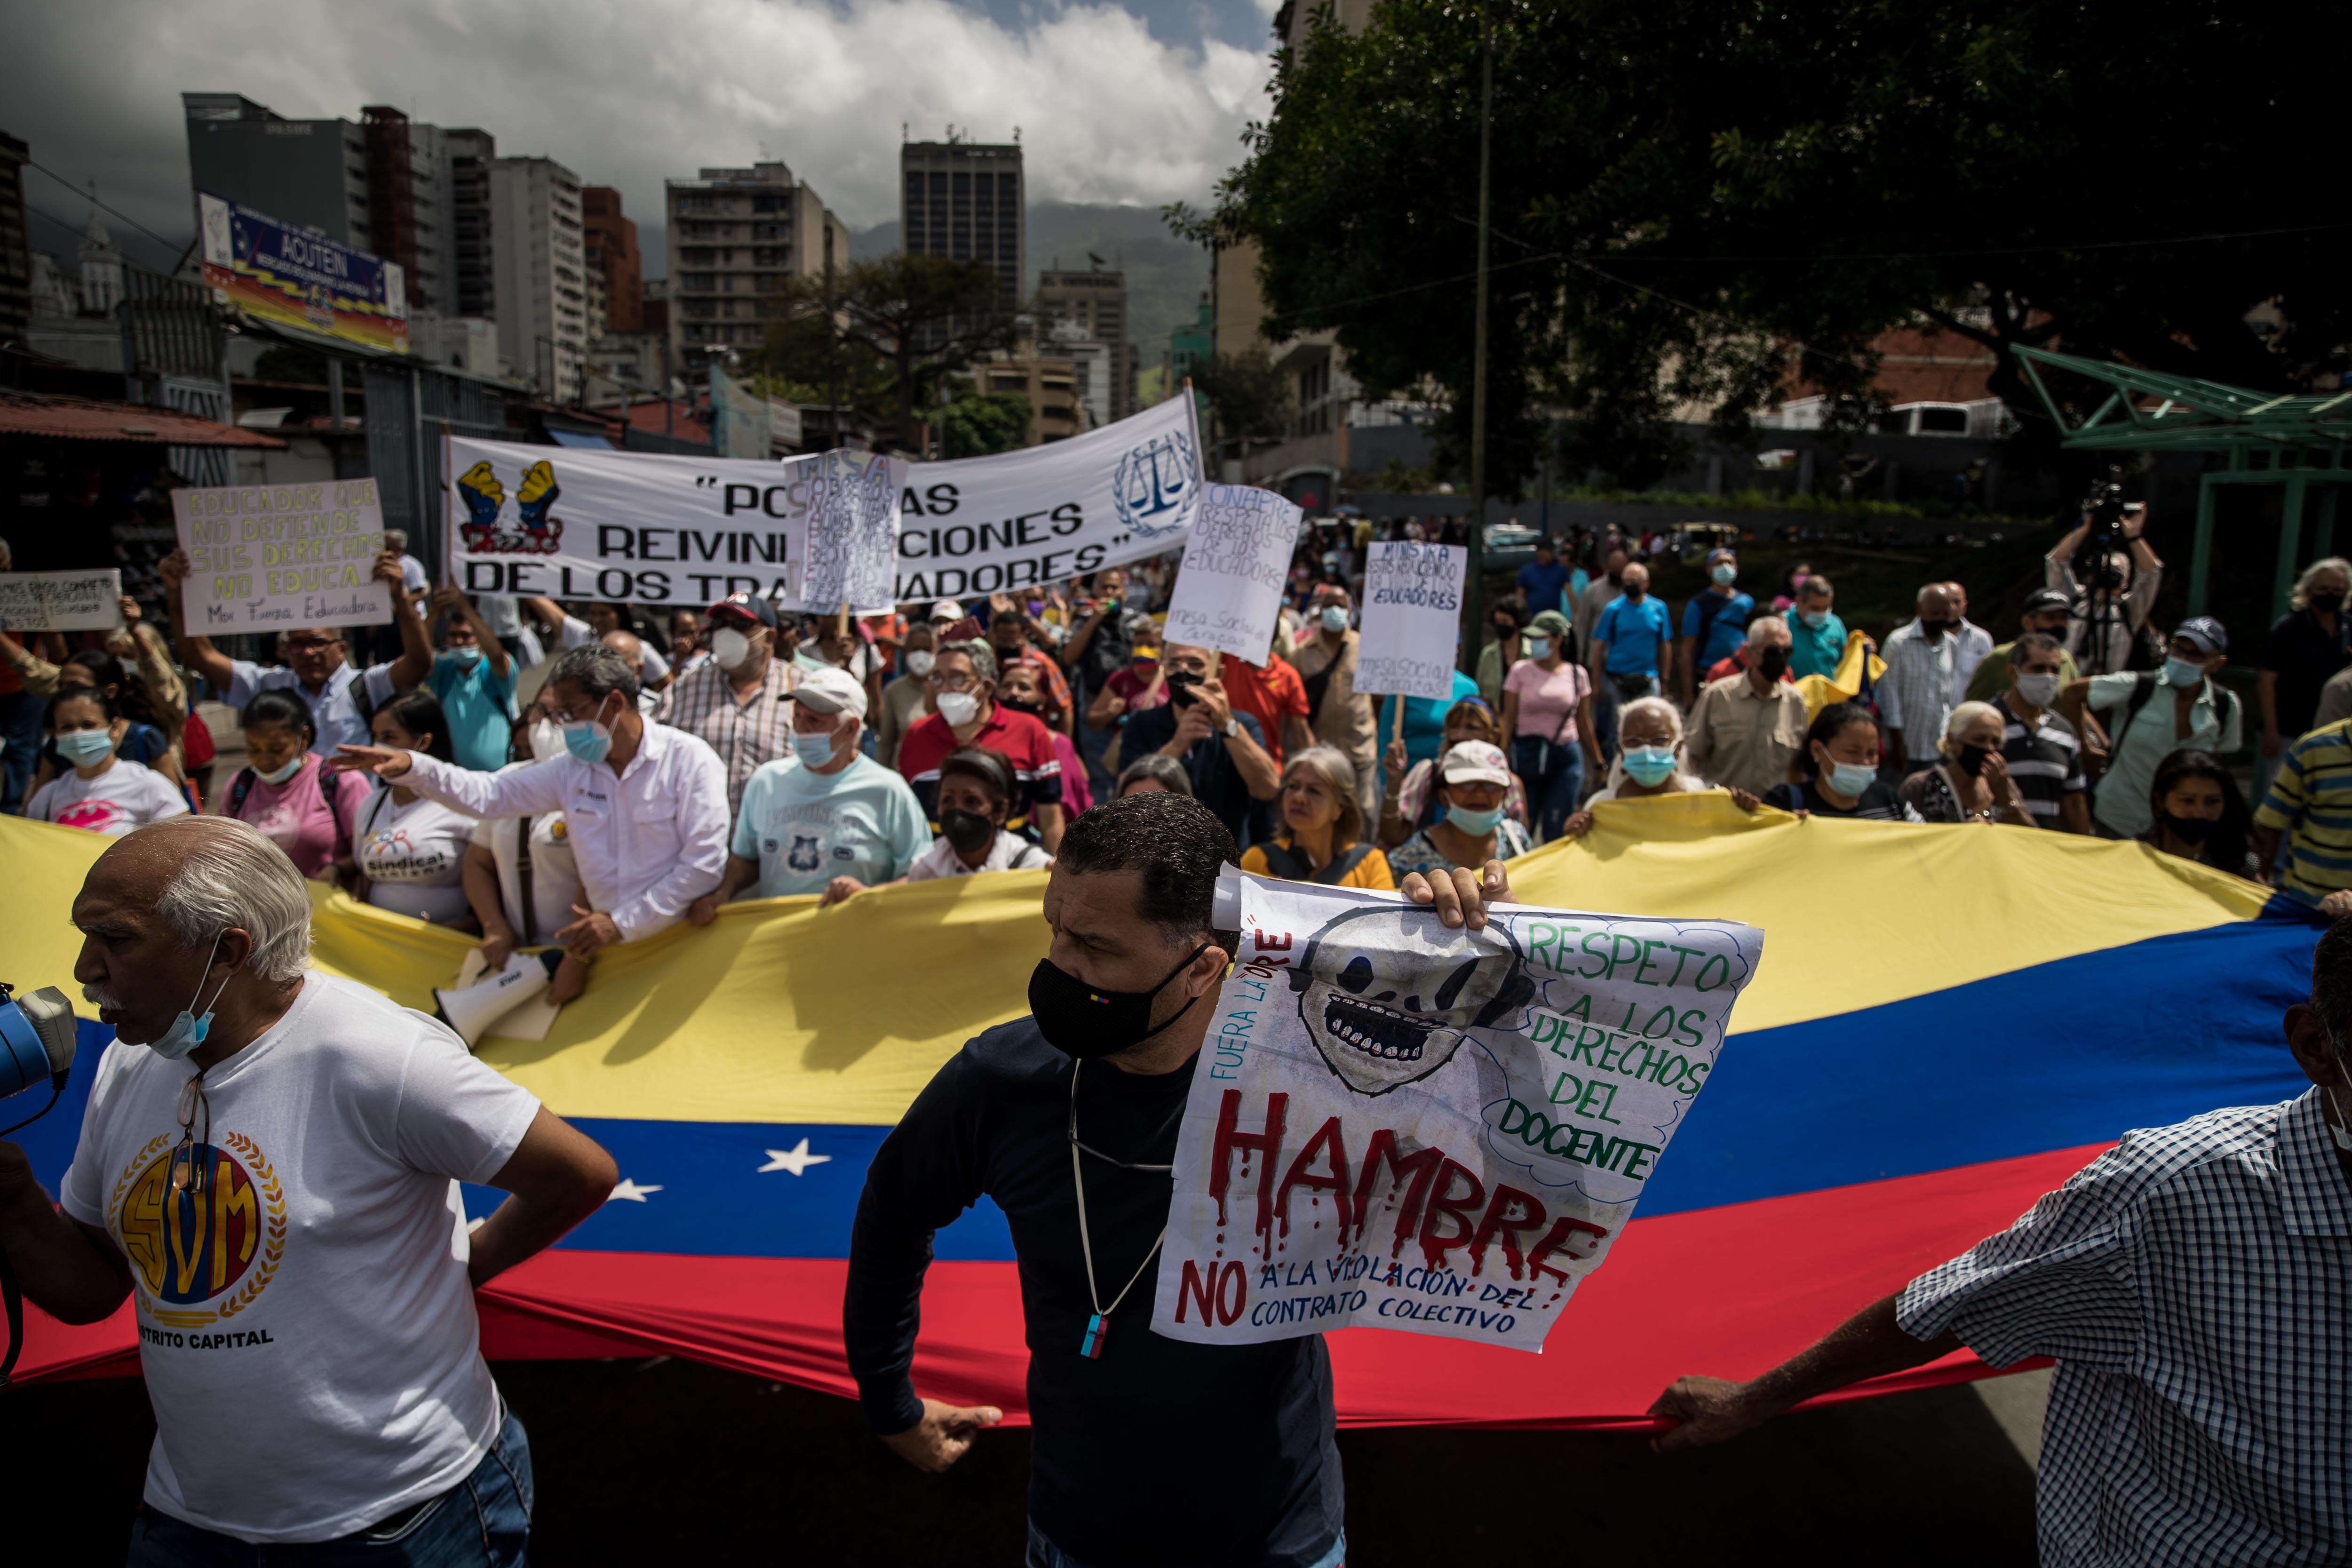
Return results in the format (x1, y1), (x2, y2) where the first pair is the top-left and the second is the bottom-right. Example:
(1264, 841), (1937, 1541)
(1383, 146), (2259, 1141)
(1354, 541), (1465, 700)
(447, 433), (822, 610)
(797, 450), (908, 614)
(170, 479), (391, 634)
(0, 569), (124, 632)
(1151, 873), (1762, 1354)
(894, 393), (1202, 600)
(1158, 486), (1302, 663)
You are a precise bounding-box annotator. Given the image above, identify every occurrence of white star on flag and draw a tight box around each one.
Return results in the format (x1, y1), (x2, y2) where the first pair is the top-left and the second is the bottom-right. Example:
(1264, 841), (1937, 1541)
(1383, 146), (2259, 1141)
(758, 1139), (831, 1177)
(607, 1178), (663, 1202)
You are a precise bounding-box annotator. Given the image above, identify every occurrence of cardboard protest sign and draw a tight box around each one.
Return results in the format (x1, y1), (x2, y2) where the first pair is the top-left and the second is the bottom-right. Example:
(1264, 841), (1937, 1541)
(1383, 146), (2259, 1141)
(0, 569), (124, 632)
(797, 450), (908, 615)
(170, 479), (392, 634)
(1159, 485), (1302, 664)
(1153, 873), (1763, 1353)
(1354, 542), (1466, 700)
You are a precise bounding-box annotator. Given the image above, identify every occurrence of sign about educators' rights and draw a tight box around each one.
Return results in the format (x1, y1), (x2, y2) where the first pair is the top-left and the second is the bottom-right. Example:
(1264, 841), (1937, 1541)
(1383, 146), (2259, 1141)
(1152, 873), (1763, 1353)
(1159, 485), (1301, 664)
(169, 479), (391, 634)
(0, 569), (123, 632)
(1354, 542), (1466, 701)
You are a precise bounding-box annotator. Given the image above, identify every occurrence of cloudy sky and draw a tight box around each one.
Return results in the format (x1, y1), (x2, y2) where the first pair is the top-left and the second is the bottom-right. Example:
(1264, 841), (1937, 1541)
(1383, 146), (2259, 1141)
(6, 0), (1279, 270)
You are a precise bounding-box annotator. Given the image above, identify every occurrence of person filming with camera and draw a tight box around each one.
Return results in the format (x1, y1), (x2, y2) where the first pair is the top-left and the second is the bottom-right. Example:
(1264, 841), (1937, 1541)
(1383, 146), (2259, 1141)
(0, 817), (617, 1562)
(2046, 496), (2163, 677)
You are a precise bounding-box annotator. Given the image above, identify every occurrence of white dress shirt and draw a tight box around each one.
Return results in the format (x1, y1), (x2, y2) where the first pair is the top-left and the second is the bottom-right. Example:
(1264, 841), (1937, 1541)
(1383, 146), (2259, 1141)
(401, 722), (729, 942)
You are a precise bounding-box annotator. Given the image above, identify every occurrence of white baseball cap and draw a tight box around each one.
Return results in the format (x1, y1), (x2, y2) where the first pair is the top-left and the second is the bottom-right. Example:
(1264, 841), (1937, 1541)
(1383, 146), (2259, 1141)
(1438, 740), (1512, 788)
(783, 665), (868, 720)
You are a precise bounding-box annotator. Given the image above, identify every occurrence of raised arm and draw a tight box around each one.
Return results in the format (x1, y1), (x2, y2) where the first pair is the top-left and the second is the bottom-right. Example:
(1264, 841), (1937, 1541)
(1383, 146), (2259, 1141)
(435, 584), (511, 679)
(156, 549), (238, 693)
(380, 553), (434, 691)
(341, 747), (570, 820)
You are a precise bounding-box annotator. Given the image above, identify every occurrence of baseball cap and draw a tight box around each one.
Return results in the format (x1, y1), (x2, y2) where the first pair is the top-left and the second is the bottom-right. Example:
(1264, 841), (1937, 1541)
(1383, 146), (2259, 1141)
(1438, 740), (1513, 788)
(1527, 609), (1572, 638)
(2023, 588), (2070, 615)
(708, 591), (778, 630)
(2175, 616), (2228, 655)
(782, 665), (869, 720)
(929, 598), (964, 623)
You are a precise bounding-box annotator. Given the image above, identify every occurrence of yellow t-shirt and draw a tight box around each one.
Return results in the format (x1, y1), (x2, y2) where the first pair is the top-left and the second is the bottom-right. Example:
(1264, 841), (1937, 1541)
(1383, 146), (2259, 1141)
(1238, 837), (1396, 890)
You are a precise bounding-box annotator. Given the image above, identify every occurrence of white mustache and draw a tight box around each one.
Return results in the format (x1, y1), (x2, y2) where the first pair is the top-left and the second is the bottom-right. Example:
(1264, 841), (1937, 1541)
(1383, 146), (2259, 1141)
(82, 982), (127, 1010)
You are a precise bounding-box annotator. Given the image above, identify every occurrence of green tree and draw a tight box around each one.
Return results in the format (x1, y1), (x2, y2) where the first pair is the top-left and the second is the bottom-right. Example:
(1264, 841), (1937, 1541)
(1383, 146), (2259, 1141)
(1192, 349), (1293, 460)
(1186, 0), (2352, 490)
(754, 255), (1015, 452)
(938, 383), (1034, 457)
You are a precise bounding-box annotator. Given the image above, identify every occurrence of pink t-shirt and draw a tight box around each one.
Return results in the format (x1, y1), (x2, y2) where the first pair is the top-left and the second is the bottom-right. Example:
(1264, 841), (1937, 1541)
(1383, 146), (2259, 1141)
(1051, 729), (1094, 816)
(216, 756), (376, 879)
(1504, 658), (1591, 744)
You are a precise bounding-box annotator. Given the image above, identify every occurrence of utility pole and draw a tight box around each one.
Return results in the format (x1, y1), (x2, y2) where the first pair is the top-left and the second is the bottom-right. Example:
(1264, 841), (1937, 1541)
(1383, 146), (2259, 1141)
(1463, 0), (1495, 673)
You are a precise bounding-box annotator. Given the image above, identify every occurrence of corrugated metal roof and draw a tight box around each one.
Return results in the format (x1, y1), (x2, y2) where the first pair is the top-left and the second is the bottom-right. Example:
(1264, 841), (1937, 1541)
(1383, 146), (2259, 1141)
(0, 393), (288, 448)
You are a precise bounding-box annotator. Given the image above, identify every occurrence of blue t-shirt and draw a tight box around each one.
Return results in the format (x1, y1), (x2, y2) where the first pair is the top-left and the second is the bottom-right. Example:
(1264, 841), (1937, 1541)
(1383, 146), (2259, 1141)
(427, 652), (519, 773)
(1681, 590), (1755, 671)
(732, 754), (930, 899)
(1594, 595), (1673, 676)
(1379, 669), (1483, 772)
(1517, 560), (1571, 618)
(1785, 608), (1849, 681)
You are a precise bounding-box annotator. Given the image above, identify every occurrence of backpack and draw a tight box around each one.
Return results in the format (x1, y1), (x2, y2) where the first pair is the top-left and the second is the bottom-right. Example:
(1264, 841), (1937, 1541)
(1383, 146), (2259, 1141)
(229, 762), (355, 870)
(2102, 672), (2238, 771)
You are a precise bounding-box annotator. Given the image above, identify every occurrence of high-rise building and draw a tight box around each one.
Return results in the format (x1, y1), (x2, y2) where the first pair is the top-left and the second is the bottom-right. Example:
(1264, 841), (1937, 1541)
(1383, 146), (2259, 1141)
(900, 138), (1023, 314)
(0, 131), (29, 347)
(664, 161), (846, 375)
(489, 156), (588, 399)
(1037, 264), (1129, 422)
(445, 128), (497, 320)
(582, 187), (642, 334)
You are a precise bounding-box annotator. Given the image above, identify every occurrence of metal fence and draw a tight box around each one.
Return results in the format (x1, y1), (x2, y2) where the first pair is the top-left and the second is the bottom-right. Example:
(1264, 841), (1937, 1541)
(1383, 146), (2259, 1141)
(363, 361), (514, 569)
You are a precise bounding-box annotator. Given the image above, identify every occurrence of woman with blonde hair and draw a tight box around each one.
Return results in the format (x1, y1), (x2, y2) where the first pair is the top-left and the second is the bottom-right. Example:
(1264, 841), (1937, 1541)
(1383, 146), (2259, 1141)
(1239, 745), (1395, 888)
(1898, 700), (2034, 824)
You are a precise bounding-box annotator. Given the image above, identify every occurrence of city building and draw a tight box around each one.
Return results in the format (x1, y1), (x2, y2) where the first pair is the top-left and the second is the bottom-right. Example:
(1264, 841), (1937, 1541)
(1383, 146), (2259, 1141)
(1046, 318), (1112, 431)
(1037, 263), (1129, 422)
(0, 131), (30, 348)
(445, 128), (497, 320)
(664, 161), (847, 376)
(490, 156), (588, 399)
(582, 186), (642, 334)
(900, 137), (1023, 315)
(976, 352), (1081, 446)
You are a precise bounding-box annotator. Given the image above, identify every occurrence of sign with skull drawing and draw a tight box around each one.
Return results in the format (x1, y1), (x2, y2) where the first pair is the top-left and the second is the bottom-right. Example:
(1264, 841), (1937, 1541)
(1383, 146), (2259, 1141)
(1152, 872), (1764, 1353)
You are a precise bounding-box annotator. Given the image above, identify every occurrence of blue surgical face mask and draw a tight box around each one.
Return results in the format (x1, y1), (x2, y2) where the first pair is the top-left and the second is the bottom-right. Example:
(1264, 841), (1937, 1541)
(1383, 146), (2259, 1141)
(1446, 803), (1505, 837)
(2163, 656), (2207, 689)
(1320, 606), (1350, 634)
(254, 756), (305, 786)
(146, 932), (228, 1062)
(56, 727), (116, 767)
(1525, 636), (1552, 661)
(792, 725), (845, 765)
(562, 698), (615, 765)
(1825, 760), (1877, 797)
(1711, 564), (1737, 587)
(1623, 746), (1677, 787)
(449, 645), (483, 670)
(1800, 610), (1829, 629)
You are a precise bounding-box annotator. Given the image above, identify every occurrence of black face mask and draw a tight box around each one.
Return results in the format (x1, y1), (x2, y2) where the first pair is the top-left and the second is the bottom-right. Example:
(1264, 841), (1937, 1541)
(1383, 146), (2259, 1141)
(940, 808), (996, 855)
(1028, 943), (1212, 1060)
(1956, 742), (1995, 778)
(2157, 810), (2216, 846)
(1756, 646), (1789, 680)
(1917, 619), (1949, 637)
(1166, 670), (1202, 708)
(999, 695), (1044, 716)
(2313, 593), (2347, 616)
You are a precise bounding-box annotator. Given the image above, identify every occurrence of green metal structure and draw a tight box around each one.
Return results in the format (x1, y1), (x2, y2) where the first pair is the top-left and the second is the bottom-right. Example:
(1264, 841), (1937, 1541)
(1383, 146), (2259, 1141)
(2013, 345), (2352, 618)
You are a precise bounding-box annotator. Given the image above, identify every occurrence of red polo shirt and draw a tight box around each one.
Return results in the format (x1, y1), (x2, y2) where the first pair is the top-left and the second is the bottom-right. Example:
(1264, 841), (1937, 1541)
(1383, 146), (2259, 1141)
(1220, 653), (1310, 766)
(896, 703), (1065, 830)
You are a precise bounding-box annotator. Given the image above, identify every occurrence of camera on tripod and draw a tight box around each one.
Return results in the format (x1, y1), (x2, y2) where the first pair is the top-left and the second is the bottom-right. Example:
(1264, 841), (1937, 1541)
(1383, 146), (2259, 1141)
(2073, 465), (2145, 589)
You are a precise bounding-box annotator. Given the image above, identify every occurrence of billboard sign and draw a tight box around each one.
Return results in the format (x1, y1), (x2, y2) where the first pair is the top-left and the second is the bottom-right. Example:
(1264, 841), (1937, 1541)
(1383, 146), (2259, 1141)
(198, 191), (409, 356)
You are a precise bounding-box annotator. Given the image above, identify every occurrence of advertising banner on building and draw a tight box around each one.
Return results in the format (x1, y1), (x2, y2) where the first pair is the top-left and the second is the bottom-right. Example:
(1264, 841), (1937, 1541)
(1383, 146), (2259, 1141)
(1160, 486), (1301, 664)
(197, 192), (408, 357)
(170, 479), (392, 634)
(1354, 542), (1467, 700)
(1151, 873), (1764, 1354)
(0, 569), (124, 632)
(447, 435), (907, 613)
(893, 394), (1202, 601)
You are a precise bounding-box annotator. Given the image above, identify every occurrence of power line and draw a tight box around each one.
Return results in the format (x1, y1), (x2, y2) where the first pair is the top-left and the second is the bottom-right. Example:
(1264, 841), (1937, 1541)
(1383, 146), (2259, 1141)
(22, 158), (189, 257)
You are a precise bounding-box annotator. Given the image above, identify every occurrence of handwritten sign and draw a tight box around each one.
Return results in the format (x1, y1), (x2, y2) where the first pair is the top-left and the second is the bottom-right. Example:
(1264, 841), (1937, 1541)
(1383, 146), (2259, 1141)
(1354, 541), (1465, 700)
(0, 570), (124, 632)
(1160, 485), (1301, 664)
(1152, 872), (1763, 1353)
(170, 480), (392, 634)
(795, 450), (907, 614)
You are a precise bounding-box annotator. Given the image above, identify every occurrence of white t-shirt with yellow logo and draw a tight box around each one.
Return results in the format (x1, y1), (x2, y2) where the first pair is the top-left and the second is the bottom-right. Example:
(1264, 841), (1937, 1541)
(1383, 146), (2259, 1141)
(59, 972), (541, 1542)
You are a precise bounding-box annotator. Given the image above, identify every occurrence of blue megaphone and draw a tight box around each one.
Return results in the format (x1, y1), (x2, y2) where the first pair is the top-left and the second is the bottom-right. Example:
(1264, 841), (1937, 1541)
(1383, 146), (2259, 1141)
(0, 982), (76, 1127)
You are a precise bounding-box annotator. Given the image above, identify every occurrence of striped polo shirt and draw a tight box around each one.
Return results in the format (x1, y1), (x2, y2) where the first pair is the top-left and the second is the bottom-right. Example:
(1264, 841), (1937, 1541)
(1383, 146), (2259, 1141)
(1999, 701), (2088, 826)
(2254, 718), (2352, 902)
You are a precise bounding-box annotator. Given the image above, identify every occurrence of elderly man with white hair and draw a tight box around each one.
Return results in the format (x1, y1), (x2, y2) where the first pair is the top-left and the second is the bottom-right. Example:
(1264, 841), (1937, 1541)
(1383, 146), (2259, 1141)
(0, 817), (616, 1563)
(1684, 615), (1808, 797)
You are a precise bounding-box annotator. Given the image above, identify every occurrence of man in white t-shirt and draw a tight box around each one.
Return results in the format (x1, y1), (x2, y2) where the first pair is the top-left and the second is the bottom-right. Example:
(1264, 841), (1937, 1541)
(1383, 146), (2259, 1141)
(0, 818), (616, 1560)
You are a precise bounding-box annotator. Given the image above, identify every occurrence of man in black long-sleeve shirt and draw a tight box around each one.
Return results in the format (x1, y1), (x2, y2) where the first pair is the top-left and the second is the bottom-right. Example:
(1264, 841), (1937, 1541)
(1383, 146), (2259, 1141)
(844, 791), (1513, 1568)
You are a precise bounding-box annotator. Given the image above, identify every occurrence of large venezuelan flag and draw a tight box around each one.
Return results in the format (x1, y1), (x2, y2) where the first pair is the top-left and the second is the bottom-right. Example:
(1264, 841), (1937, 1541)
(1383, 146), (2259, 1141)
(6, 798), (2321, 1425)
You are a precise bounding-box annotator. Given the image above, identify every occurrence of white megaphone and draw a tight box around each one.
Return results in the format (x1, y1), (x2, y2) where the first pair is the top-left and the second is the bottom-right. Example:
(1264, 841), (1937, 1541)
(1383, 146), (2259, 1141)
(434, 951), (564, 1047)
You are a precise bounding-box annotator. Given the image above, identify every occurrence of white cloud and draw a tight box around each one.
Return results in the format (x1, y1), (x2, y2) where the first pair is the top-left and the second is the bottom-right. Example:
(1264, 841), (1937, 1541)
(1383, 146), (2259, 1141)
(3, 0), (1272, 245)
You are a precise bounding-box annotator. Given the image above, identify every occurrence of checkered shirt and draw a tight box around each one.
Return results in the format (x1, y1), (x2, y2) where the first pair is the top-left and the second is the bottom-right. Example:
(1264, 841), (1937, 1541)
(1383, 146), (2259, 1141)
(653, 657), (798, 816)
(1899, 1091), (2352, 1568)
(1877, 621), (1957, 743)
